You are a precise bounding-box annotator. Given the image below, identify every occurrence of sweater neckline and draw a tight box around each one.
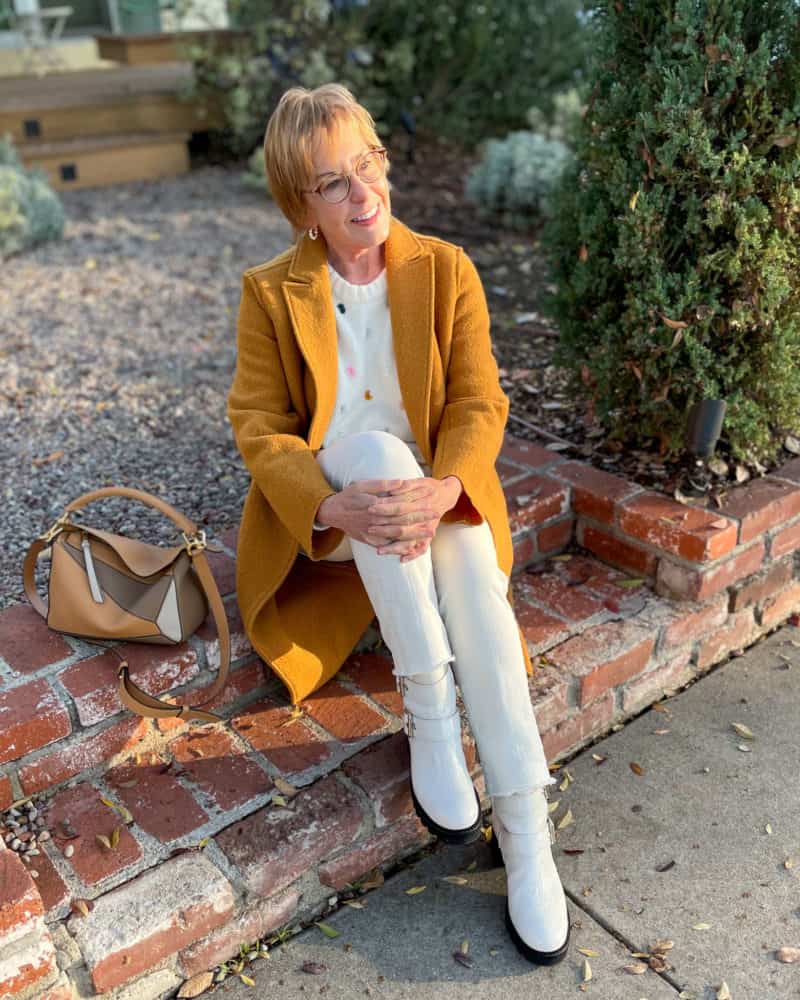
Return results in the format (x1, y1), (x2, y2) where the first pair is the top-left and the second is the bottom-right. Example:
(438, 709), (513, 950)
(327, 262), (387, 303)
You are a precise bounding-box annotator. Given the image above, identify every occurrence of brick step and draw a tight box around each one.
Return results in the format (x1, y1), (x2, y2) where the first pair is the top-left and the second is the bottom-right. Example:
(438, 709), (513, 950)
(1, 432), (799, 997)
(17, 130), (192, 191)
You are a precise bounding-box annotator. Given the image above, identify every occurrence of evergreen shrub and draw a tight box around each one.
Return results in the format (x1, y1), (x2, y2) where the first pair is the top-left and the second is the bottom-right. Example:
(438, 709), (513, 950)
(0, 134), (65, 259)
(465, 130), (574, 227)
(539, 0), (800, 464)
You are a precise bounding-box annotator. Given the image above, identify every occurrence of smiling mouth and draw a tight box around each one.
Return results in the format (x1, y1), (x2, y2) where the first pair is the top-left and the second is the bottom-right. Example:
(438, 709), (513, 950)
(351, 205), (379, 223)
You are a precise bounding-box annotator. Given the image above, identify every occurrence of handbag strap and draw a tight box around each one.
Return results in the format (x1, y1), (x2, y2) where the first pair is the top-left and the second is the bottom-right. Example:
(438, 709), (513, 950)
(22, 486), (232, 725)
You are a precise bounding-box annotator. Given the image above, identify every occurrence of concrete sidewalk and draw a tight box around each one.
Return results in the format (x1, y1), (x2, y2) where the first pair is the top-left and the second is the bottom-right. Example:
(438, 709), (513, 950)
(212, 623), (800, 1000)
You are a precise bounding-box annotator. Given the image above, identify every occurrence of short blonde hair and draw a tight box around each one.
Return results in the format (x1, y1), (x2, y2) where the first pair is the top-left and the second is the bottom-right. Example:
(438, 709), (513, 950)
(263, 84), (390, 239)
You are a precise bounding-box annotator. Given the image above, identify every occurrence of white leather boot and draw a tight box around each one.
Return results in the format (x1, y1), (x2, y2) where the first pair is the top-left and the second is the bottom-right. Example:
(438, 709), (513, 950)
(490, 787), (570, 964)
(397, 663), (482, 844)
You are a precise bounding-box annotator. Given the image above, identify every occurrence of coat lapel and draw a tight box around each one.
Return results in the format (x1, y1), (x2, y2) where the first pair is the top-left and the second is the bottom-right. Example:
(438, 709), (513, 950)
(281, 216), (435, 460)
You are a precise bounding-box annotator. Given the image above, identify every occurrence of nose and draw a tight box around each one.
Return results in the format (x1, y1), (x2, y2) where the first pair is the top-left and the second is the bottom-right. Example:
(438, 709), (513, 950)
(348, 172), (370, 202)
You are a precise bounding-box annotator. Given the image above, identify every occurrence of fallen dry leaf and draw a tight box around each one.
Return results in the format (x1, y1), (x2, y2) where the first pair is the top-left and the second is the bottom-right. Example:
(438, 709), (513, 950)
(177, 971), (215, 997)
(556, 807), (574, 830)
(692, 922), (711, 930)
(582, 958), (592, 981)
(405, 885), (427, 895)
(630, 761), (644, 775)
(775, 946), (800, 963)
(731, 722), (754, 740)
(623, 961), (648, 974)
(577, 948), (600, 957)
(717, 981), (731, 1000)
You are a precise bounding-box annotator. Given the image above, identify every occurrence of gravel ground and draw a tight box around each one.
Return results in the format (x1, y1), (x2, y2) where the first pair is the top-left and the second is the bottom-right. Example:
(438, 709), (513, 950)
(1, 165), (291, 610)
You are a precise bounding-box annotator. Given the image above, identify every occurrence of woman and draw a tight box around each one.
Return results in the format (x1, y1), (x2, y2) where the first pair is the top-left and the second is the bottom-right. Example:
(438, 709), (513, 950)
(227, 83), (570, 966)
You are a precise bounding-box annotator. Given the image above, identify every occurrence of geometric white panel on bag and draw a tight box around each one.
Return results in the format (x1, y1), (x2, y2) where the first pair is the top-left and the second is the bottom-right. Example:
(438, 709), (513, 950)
(156, 578), (182, 641)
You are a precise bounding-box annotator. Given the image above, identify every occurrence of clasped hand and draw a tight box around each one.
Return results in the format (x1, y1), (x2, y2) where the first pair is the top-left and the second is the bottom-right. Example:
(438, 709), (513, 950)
(317, 476), (461, 563)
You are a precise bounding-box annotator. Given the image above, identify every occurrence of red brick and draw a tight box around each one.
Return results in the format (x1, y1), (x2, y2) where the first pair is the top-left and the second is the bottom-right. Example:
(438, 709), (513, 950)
(19, 715), (148, 796)
(232, 695), (332, 774)
(0, 842), (43, 938)
(695, 608), (756, 670)
(339, 652), (402, 716)
(19, 840), (70, 917)
(579, 523), (658, 576)
(770, 520), (800, 560)
(506, 475), (570, 534)
(657, 541), (765, 602)
(341, 731), (412, 827)
(169, 725), (274, 812)
(44, 782), (143, 886)
(180, 888), (300, 979)
(528, 669), (570, 735)
(513, 596), (570, 651)
(618, 493), (738, 562)
(551, 461), (640, 524)
(318, 814), (430, 890)
(501, 435), (566, 470)
(205, 549), (237, 597)
(720, 478), (800, 544)
(197, 600), (252, 668)
(0, 933), (57, 998)
(549, 554), (632, 598)
(512, 531), (536, 570)
(0, 680), (71, 765)
(760, 581), (800, 629)
(662, 593), (729, 646)
(70, 854), (235, 993)
(621, 649), (694, 714)
(301, 679), (389, 742)
(0, 604), (72, 674)
(60, 643), (198, 726)
(515, 574), (606, 622)
(220, 524), (240, 552)
(105, 758), (209, 843)
(155, 658), (267, 734)
(216, 773), (363, 897)
(496, 457), (527, 484)
(537, 517), (574, 554)
(541, 690), (615, 761)
(547, 620), (657, 707)
(729, 559), (794, 613)
(0, 775), (12, 811)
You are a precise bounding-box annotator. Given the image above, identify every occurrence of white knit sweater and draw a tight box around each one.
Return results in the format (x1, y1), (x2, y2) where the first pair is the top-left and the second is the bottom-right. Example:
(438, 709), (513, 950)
(312, 262), (423, 530)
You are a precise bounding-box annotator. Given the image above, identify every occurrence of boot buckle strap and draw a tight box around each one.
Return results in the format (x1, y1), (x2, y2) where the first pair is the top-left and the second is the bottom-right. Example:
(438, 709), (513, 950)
(402, 709), (460, 742)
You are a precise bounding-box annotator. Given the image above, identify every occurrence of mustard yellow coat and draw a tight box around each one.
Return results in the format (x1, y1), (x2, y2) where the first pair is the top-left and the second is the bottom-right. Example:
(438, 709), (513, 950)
(226, 215), (534, 706)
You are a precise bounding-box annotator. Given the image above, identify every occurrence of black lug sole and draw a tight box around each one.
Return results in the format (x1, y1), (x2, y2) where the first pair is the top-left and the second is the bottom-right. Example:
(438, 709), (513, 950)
(410, 782), (483, 845)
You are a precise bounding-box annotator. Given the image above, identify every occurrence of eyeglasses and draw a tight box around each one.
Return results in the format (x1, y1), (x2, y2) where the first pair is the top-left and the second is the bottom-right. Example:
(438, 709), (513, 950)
(303, 147), (388, 204)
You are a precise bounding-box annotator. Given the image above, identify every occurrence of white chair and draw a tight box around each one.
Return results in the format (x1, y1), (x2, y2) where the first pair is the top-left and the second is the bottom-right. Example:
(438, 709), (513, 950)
(12, 0), (74, 76)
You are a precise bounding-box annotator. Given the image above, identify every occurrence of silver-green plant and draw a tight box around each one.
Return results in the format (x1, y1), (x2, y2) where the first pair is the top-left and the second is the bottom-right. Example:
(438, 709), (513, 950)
(464, 130), (573, 228)
(0, 133), (64, 259)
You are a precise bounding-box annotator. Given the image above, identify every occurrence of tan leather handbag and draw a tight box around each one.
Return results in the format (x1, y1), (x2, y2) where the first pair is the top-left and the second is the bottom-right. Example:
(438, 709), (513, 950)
(23, 486), (231, 724)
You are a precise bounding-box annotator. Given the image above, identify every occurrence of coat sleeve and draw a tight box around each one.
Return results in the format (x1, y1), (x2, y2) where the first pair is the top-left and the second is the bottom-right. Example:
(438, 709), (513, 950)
(431, 247), (510, 524)
(227, 271), (346, 559)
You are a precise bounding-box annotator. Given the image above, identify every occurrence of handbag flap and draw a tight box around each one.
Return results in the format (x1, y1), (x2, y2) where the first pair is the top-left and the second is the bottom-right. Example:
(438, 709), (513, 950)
(62, 526), (187, 578)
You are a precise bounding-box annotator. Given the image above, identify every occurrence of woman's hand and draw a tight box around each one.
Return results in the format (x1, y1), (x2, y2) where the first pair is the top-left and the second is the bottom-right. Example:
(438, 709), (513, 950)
(315, 479), (438, 553)
(366, 475), (462, 562)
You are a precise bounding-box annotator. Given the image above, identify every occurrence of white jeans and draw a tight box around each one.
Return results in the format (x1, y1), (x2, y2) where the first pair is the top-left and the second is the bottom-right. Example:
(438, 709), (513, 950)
(306, 430), (555, 798)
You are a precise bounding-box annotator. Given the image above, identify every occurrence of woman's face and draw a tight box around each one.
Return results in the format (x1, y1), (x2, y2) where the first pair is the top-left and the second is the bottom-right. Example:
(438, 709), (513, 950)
(303, 122), (391, 261)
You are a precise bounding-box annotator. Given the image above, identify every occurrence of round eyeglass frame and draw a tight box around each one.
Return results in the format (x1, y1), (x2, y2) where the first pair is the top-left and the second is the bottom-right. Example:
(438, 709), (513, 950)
(303, 147), (388, 204)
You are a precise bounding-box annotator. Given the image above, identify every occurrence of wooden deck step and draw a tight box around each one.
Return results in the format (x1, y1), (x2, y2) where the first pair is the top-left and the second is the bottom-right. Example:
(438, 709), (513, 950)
(94, 29), (247, 66)
(0, 62), (222, 144)
(18, 130), (191, 190)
